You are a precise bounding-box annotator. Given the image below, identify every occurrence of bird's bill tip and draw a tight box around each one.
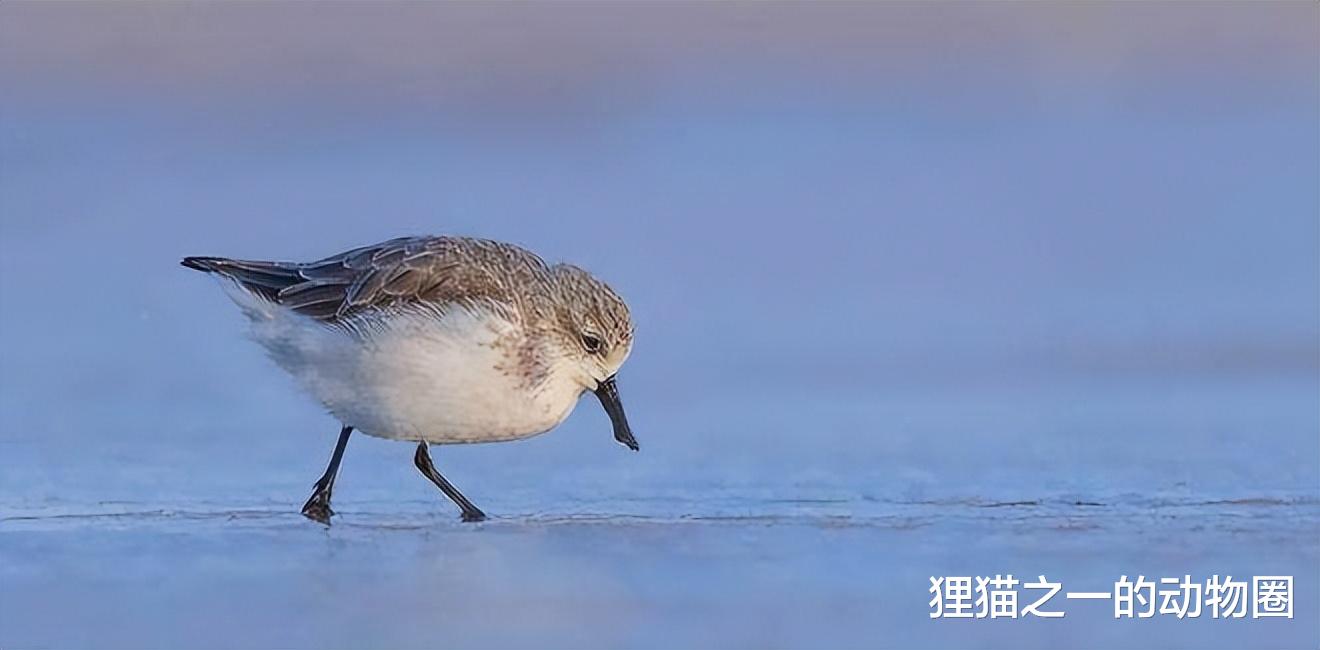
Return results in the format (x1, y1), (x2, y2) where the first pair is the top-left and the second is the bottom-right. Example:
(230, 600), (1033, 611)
(616, 429), (640, 451)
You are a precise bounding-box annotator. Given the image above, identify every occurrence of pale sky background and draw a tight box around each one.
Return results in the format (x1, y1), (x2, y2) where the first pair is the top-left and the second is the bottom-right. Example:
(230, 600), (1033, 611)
(3, 3), (1316, 106)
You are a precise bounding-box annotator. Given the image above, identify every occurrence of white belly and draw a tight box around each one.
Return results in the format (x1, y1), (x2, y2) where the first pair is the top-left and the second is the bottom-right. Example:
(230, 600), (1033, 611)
(235, 290), (583, 443)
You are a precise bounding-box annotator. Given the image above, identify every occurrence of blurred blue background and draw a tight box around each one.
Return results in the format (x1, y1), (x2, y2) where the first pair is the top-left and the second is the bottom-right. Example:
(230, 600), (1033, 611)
(1, 3), (1316, 649)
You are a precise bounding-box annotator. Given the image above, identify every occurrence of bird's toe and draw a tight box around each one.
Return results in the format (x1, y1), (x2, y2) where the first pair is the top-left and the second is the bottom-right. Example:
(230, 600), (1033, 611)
(301, 494), (334, 525)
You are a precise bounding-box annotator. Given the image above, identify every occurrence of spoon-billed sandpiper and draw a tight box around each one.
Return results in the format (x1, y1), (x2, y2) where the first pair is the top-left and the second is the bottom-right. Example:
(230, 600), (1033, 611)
(183, 235), (638, 524)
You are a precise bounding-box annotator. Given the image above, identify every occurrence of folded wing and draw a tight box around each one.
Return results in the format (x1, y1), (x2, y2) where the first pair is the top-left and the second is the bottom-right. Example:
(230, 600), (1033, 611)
(183, 235), (549, 323)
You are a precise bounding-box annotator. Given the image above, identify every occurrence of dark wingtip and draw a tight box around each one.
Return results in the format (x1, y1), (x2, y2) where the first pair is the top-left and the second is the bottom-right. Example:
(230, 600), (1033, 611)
(181, 256), (219, 272)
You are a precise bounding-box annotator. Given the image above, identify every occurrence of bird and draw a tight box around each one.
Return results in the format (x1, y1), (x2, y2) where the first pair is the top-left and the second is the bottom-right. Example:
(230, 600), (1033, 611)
(182, 235), (638, 525)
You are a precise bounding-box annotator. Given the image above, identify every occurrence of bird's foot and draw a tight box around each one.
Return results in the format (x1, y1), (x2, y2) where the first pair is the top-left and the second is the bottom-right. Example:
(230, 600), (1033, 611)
(301, 489), (335, 525)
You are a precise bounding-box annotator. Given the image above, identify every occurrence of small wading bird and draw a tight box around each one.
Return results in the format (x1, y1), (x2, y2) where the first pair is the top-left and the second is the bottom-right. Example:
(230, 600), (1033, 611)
(182, 235), (638, 524)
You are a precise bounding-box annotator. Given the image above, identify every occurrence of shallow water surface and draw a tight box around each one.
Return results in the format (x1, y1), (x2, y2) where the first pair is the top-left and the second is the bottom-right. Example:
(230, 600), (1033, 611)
(4, 489), (1318, 649)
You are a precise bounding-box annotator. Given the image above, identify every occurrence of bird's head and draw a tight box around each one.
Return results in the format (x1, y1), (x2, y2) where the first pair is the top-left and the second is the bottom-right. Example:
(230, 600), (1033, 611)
(546, 263), (638, 450)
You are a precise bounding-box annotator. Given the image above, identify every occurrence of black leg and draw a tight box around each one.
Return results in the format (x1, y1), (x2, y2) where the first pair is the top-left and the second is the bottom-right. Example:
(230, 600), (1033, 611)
(413, 442), (486, 522)
(301, 425), (353, 525)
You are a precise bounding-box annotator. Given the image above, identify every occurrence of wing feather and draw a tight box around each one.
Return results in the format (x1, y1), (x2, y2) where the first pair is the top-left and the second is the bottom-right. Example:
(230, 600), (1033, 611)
(187, 236), (550, 325)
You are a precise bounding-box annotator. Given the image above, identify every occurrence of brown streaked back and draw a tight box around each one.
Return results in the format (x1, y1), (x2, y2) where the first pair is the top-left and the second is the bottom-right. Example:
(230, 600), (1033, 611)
(182, 235), (554, 322)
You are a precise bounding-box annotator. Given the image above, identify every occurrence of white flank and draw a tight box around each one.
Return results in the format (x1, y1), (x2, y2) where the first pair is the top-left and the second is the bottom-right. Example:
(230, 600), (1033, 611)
(221, 281), (585, 443)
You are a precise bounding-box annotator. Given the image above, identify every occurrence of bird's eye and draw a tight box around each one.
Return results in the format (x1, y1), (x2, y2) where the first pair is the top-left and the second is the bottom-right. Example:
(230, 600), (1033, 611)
(581, 334), (603, 353)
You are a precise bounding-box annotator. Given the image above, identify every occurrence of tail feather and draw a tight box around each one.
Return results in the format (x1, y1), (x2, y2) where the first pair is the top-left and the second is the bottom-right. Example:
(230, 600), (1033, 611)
(181, 256), (224, 273)
(181, 255), (303, 299)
